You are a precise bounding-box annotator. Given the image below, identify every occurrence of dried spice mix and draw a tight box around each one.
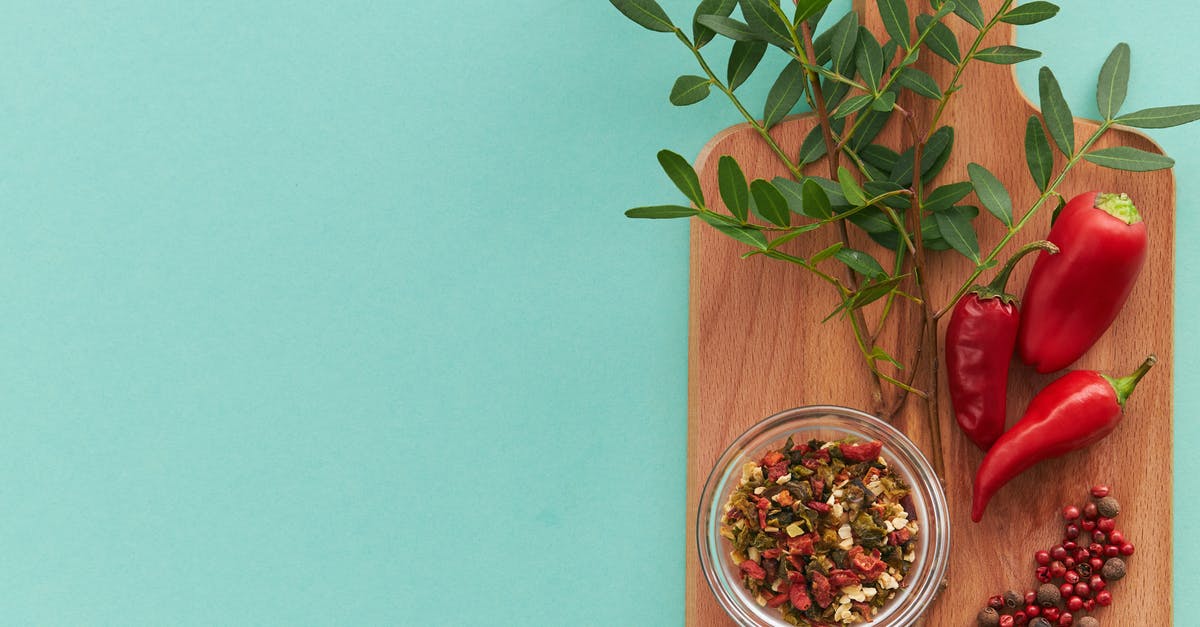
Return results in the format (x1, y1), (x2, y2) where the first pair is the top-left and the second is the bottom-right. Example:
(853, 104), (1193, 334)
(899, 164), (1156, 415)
(720, 436), (919, 625)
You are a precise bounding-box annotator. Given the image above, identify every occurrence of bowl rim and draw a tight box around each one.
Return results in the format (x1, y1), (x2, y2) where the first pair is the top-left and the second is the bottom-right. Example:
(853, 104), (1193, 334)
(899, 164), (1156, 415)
(696, 404), (951, 627)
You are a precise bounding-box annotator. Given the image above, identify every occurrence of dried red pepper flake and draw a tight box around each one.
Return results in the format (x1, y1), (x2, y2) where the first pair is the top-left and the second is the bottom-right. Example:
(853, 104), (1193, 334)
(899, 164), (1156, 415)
(806, 500), (831, 513)
(739, 559), (766, 580)
(767, 590), (791, 608)
(840, 441), (883, 462)
(810, 571), (834, 608)
(767, 460), (790, 482)
(828, 569), (860, 587)
(790, 583), (813, 611)
(787, 533), (816, 556)
(849, 546), (887, 582)
(762, 451), (785, 467)
(761, 548), (781, 559)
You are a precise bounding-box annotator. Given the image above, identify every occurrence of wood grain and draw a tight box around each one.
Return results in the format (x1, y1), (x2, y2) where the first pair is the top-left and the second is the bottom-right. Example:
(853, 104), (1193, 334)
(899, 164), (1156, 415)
(685, 1), (1173, 625)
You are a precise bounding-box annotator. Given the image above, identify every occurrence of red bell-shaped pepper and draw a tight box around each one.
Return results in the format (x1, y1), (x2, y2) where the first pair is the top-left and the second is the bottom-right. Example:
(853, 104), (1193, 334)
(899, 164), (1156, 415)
(946, 241), (1059, 451)
(1018, 191), (1147, 373)
(971, 355), (1155, 522)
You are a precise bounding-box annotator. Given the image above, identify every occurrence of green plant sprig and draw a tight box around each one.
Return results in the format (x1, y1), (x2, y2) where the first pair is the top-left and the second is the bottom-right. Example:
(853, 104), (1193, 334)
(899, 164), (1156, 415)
(611, 0), (1200, 480)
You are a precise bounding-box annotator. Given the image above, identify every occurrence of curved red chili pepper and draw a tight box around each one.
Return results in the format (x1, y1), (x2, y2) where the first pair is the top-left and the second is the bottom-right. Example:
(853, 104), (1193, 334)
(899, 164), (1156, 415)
(946, 241), (1058, 450)
(1018, 191), (1148, 373)
(971, 355), (1156, 522)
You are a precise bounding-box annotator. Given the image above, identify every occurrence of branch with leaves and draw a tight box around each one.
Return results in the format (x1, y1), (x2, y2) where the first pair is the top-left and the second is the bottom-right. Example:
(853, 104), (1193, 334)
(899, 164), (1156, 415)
(610, 0), (1200, 479)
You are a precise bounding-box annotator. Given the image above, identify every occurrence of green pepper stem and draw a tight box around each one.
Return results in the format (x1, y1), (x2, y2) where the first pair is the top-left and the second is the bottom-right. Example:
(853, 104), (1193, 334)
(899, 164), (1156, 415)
(1105, 354), (1158, 406)
(974, 240), (1060, 301)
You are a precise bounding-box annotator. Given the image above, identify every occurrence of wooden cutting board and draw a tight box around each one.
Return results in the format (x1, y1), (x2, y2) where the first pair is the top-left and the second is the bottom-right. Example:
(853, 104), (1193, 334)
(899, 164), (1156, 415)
(685, 1), (1174, 625)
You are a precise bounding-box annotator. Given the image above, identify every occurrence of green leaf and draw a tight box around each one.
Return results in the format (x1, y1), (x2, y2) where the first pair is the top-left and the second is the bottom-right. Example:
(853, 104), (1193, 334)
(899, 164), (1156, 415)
(717, 156), (750, 222)
(863, 180), (909, 209)
(739, 0), (794, 48)
(1039, 67), (1074, 156)
(773, 177), (807, 214)
(832, 94), (873, 119)
(625, 205), (701, 218)
(795, 0), (834, 24)
(870, 346), (904, 369)
(713, 224), (769, 249)
(860, 144), (900, 173)
(967, 162), (1013, 227)
(935, 208), (980, 261)
(764, 61), (806, 128)
(1116, 105), (1200, 129)
(1024, 116), (1053, 191)
(750, 179), (791, 226)
(1000, 1), (1059, 25)
(871, 91), (897, 111)
(932, 0), (957, 21)
(609, 0), (675, 32)
(952, 0), (985, 29)
(835, 248), (887, 279)
(698, 210), (742, 227)
(921, 126), (955, 184)
(847, 107), (891, 151)
(975, 45), (1042, 64)
(811, 241), (844, 263)
(924, 181), (973, 213)
(669, 75), (711, 106)
(802, 179), (833, 219)
(856, 27), (884, 92)
(891, 126), (952, 186)
(798, 125), (827, 165)
(693, 0), (740, 47)
(1084, 146), (1175, 172)
(837, 167), (867, 206)
(896, 67), (942, 99)
(807, 176), (848, 207)
(849, 275), (906, 311)
(876, 0), (910, 49)
(696, 15), (759, 41)
(1097, 43), (1130, 120)
(847, 206), (896, 234)
(657, 150), (704, 207)
(727, 40), (768, 90)
(917, 15), (960, 64)
(828, 11), (859, 73)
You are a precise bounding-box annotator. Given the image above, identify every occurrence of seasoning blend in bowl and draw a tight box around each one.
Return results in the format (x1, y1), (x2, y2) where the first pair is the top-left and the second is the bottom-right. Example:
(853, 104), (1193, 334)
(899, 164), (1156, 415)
(698, 406), (950, 626)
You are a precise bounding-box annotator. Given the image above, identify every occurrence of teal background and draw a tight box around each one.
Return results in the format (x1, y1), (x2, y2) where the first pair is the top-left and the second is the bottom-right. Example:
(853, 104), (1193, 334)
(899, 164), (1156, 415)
(0, 1), (1194, 624)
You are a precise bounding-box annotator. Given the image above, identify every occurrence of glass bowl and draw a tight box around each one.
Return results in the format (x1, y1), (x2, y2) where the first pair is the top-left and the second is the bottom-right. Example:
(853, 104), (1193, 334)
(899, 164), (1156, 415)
(697, 405), (950, 626)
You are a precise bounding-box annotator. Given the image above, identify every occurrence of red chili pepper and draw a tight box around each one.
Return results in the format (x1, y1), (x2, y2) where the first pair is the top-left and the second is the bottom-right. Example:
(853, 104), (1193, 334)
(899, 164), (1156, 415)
(947, 241), (1059, 450)
(1018, 192), (1148, 373)
(971, 355), (1156, 522)
(838, 440), (883, 462)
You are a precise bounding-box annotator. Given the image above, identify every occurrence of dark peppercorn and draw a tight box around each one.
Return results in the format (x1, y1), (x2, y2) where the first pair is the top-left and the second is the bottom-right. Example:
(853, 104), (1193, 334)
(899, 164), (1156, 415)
(1102, 557), (1127, 581)
(1095, 496), (1120, 518)
(1077, 617), (1100, 627)
(1003, 590), (1022, 610)
(1029, 619), (1053, 627)
(1037, 583), (1062, 607)
(978, 606), (1001, 627)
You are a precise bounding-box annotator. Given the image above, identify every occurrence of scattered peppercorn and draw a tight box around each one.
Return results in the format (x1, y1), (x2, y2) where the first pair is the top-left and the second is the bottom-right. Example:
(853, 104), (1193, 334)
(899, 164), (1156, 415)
(1078, 617), (1100, 627)
(1029, 618), (1052, 627)
(1037, 583), (1061, 607)
(1095, 496), (1120, 518)
(1101, 557), (1126, 581)
(1002, 590), (1021, 610)
(1090, 485), (1110, 498)
(978, 606), (1001, 627)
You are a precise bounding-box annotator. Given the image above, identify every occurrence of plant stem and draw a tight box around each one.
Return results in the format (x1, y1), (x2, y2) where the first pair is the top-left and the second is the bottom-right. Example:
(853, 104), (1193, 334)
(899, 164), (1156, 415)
(935, 121), (1113, 319)
(926, 0), (1016, 140)
(896, 103), (944, 479)
(674, 30), (805, 181)
(798, 20), (885, 413)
